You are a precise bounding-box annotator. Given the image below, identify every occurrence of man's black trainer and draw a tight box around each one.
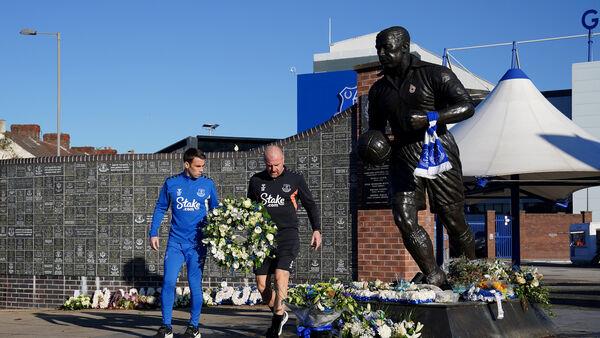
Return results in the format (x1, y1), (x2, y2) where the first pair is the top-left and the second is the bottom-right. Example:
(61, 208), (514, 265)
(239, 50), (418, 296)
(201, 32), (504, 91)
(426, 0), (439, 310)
(182, 324), (201, 338)
(153, 325), (173, 338)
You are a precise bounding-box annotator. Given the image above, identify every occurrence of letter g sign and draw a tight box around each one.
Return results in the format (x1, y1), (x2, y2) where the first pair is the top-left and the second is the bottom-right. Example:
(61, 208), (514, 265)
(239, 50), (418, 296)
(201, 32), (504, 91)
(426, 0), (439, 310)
(582, 9), (599, 30)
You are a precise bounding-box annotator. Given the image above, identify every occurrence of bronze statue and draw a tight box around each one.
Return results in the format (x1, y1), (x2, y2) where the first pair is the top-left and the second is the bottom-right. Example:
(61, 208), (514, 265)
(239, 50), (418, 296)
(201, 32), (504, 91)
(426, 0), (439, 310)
(365, 26), (476, 286)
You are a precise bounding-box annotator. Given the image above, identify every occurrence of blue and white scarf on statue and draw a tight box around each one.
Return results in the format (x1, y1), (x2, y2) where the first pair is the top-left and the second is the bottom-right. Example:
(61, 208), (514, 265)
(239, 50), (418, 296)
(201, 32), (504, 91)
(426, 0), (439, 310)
(414, 111), (452, 179)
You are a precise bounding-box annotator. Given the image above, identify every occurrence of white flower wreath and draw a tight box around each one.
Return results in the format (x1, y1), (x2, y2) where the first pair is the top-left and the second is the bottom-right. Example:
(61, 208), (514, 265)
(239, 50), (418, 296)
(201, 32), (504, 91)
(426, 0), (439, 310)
(202, 197), (277, 272)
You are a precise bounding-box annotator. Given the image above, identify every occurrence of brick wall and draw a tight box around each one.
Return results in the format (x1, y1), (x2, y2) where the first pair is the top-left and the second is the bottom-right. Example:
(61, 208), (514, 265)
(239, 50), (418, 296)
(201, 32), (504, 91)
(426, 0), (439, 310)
(43, 133), (71, 149)
(484, 210), (591, 261)
(0, 274), (257, 309)
(486, 210), (496, 258)
(521, 211), (591, 260)
(0, 275), (161, 309)
(10, 124), (41, 140)
(356, 63), (382, 97)
(357, 209), (435, 282)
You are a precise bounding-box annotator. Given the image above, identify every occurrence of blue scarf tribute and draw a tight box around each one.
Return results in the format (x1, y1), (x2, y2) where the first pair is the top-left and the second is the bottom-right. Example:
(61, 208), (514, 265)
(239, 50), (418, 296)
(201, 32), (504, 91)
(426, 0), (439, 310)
(414, 111), (452, 179)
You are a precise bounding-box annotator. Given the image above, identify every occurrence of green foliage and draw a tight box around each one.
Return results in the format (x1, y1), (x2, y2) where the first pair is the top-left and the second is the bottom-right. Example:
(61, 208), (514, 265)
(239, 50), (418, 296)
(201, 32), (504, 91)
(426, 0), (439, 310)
(287, 281), (358, 316)
(447, 257), (509, 287)
(510, 266), (553, 315)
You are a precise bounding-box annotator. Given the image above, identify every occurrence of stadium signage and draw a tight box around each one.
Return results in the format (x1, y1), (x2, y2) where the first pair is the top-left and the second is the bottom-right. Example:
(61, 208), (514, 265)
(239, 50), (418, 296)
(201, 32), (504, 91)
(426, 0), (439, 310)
(582, 9), (598, 30)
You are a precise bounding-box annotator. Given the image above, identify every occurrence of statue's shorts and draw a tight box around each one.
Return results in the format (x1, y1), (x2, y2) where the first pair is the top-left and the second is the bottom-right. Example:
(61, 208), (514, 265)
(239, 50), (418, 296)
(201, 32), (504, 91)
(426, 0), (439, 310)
(389, 132), (465, 213)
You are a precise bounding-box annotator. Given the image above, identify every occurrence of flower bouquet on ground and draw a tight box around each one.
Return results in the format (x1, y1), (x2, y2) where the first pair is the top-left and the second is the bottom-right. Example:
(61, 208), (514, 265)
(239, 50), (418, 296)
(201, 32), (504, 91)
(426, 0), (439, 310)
(61, 294), (92, 310)
(286, 281), (359, 336)
(202, 197), (277, 272)
(339, 306), (424, 338)
(447, 257), (509, 293)
(346, 280), (436, 304)
(203, 287), (215, 306)
(462, 278), (515, 320)
(203, 283), (262, 306)
(173, 287), (191, 308)
(91, 288), (111, 309)
(510, 266), (551, 314)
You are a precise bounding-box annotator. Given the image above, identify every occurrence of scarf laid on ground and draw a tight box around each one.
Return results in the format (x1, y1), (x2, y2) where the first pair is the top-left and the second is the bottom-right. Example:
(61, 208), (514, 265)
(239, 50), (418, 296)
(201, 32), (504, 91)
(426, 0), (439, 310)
(414, 111), (452, 179)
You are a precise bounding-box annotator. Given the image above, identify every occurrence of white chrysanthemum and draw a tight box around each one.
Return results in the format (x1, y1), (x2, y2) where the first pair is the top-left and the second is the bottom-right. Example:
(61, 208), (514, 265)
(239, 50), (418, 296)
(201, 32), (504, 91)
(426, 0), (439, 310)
(393, 322), (407, 336)
(378, 324), (392, 338)
(243, 198), (252, 208)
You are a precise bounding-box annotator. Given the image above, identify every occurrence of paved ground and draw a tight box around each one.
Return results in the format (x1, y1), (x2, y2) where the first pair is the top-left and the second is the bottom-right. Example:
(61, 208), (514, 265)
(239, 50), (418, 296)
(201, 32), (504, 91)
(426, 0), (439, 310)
(0, 263), (598, 338)
(531, 262), (600, 337)
(0, 306), (298, 338)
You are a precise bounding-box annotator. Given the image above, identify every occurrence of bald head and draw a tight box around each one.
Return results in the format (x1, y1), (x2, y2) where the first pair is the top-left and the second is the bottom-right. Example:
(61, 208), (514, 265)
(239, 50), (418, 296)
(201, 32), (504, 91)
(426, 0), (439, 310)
(264, 145), (285, 178)
(376, 26), (410, 45)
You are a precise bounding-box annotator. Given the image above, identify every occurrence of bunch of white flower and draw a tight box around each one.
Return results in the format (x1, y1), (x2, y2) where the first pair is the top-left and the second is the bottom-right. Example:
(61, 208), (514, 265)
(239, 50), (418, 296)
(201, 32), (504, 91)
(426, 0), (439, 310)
(203, 287), (215, 306)
(203, 197), (277, 272)
(341, 309), (424, 338)
(231, 286), (252, 305)
(214, 281), (235, 304)
(61, 295), (92, 310)
(175, 287), (191, 308)
(247, 287), (263, 305)
(391, 320), (424, 338)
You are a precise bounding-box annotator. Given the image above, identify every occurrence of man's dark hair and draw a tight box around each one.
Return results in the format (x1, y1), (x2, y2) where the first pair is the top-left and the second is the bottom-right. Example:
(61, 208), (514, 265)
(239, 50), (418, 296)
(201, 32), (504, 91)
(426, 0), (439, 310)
(376, 26), (410, 44)
(183, 148), (206, 163)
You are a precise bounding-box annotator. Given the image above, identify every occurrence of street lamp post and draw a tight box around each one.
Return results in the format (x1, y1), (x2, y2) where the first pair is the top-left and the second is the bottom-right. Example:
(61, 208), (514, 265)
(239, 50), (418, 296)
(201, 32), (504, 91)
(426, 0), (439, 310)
(20, 28), (61, 156)
(202, 123), (220, 136)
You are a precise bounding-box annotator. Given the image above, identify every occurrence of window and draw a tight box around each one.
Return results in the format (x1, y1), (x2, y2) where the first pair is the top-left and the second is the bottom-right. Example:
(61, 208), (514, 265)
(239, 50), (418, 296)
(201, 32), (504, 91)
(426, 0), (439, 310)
(570, 231), (586, 247)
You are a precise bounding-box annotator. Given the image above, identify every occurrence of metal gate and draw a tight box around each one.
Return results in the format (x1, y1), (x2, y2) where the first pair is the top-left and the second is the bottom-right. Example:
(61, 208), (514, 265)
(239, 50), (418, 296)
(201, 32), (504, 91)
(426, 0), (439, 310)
(495, 214), (512, 258)
(466, 214), (485, 258)
(466, 214), (485, 235)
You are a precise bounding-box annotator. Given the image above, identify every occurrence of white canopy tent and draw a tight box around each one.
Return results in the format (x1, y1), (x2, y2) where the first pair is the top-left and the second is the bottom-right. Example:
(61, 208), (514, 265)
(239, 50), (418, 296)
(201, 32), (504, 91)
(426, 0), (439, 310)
(452, 68), (600, 201)
(450, 68), (600, 265)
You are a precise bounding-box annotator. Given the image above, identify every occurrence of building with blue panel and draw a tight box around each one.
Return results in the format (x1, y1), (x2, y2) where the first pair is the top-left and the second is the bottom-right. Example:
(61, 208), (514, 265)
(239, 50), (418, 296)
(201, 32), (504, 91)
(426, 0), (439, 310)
(296, 70), (357, 133)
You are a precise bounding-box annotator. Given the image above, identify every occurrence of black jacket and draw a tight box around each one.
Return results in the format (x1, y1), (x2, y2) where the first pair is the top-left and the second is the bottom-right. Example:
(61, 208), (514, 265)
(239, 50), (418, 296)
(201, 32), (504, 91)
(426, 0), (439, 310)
(247, 168), (321, 233)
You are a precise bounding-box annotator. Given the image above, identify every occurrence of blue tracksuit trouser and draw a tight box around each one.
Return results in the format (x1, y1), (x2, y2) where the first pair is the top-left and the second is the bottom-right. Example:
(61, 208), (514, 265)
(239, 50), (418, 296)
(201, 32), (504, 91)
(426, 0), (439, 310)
(161, 241), (206, 327)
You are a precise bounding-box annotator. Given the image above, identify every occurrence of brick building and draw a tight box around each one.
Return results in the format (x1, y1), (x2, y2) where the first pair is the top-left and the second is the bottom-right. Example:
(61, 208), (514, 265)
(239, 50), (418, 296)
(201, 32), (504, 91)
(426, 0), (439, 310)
(0, 120), (117, 159)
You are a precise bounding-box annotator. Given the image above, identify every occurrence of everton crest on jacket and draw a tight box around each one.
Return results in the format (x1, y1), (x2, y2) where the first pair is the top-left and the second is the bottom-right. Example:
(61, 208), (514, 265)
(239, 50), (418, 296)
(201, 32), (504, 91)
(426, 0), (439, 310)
(247, 168), (321, 236)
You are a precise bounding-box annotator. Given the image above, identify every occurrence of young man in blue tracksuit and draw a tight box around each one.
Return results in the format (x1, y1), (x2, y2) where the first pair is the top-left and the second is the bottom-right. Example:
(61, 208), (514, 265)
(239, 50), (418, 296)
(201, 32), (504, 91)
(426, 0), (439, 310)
(149, 148), (219, 338)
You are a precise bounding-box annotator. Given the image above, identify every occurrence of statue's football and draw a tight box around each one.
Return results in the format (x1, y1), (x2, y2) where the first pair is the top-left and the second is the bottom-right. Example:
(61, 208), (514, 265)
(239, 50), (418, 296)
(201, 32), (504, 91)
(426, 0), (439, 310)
(357, 130), (391, 166)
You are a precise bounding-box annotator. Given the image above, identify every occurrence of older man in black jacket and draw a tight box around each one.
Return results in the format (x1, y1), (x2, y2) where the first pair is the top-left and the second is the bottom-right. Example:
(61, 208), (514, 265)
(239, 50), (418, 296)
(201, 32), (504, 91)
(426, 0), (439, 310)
(367, 26), (476, 286)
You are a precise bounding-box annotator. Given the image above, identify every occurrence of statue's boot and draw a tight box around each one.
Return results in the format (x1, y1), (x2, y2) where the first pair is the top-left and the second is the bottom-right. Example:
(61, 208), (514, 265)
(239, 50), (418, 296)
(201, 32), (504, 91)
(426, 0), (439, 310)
(403, 226), (447, 287)
(444, 207), (476, 259)
(451, 229), (476, 260)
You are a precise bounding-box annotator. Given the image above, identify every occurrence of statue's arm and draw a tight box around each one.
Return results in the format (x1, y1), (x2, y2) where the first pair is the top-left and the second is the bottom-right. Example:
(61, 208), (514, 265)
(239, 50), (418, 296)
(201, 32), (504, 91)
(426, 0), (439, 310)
(367, 85), (386, 133)
(434, 69), (474, 124)
(409, 69), (474, 129)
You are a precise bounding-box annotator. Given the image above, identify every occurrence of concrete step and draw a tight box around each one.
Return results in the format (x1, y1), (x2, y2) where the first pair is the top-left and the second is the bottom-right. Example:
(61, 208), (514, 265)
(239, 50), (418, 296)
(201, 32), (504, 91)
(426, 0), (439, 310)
(547, 285), (600, 296)
(549, 293), (600, 308)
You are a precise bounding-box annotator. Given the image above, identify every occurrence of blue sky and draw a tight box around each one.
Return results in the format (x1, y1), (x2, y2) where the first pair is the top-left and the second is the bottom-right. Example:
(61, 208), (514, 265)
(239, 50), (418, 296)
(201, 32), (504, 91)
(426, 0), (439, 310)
(1, 1), (599, 153)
